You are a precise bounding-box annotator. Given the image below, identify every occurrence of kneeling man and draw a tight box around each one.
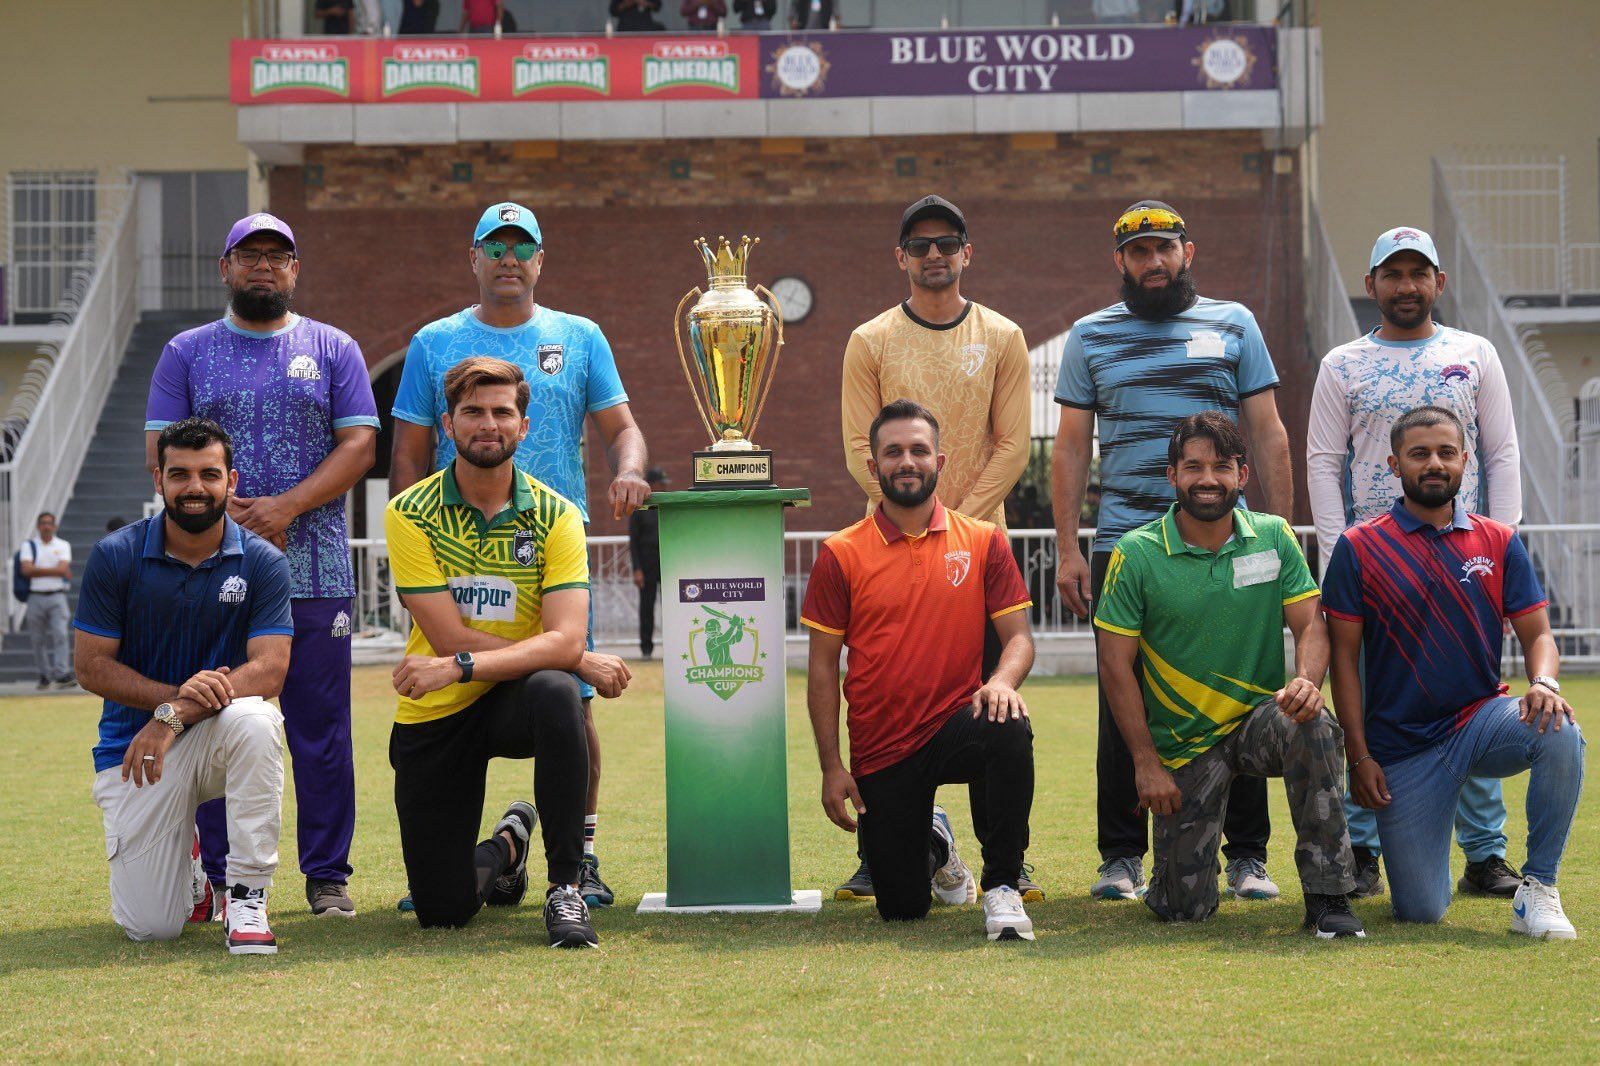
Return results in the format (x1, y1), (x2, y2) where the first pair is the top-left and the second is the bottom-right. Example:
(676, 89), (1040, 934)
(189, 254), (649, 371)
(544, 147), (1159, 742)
(387, 357), (602, 948)
(1324, 405), (1583, 938)
(802, 399), (1038, 941)
(76, 418), (293, 954)
(1095, 412), (1362, 937)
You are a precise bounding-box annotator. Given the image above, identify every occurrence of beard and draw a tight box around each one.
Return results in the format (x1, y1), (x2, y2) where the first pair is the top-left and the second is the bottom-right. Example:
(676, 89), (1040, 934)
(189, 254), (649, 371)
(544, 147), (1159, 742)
(230, 284), (294, 322)
(912, 261), (960, 292)
(456, 436), (518, 469)
(1175, 483), (1240, 522)
(1378, 291), (1434, 331)
(1121, 265), (1197, 321)
(164, 493), (227, 534)
(878, 466), (939, 508)
(1401, 470), (1459, 508)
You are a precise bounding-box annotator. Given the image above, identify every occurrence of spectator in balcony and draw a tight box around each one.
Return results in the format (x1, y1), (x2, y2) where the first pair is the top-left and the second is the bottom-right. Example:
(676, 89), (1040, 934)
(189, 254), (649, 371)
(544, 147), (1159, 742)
(22, 511), (73, 690)
(628, 467), (669, 659)
(610, 0), (665, 31)
(315, 0), (354, 33)
(682, 0), (726, 30)
(734, 0), (777, 29)
(1307, 226), (1524, 903)
(789, 0), (833, 29)
(399, 0), (440, 33)
(460, 0), (502, 33)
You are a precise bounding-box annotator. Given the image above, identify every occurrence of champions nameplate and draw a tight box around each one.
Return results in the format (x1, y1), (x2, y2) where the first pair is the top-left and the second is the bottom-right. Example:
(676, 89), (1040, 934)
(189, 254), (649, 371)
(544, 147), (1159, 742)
(692, 450), (774, 489)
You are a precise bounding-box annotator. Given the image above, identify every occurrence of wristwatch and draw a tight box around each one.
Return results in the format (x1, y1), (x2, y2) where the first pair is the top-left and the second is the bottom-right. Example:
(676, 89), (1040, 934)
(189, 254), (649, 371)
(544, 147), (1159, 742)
(455, 651), (475, 683)
(153, 703), (185, 736)
(1531, 675), (1560, 695)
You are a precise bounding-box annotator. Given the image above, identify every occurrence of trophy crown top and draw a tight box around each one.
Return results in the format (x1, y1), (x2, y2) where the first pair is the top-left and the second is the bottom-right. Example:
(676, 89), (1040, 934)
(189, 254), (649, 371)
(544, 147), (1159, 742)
(695, 234), (758, 284)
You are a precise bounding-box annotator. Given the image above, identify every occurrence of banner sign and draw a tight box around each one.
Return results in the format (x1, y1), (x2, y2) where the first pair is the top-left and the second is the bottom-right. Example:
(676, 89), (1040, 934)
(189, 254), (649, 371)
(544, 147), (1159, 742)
(233, 26), (1274, 104)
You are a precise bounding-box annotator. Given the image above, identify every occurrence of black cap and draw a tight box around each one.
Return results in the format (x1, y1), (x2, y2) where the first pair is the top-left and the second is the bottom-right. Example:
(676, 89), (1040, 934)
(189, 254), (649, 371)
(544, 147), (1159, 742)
(900, 195), (966, 242)
(1113, 199), (1186, 250)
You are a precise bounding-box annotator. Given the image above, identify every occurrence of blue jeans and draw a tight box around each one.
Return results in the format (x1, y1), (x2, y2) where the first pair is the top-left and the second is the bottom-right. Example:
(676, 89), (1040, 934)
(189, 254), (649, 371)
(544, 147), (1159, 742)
(1344, 775), (1507, 861)
(1376, 696), (1584, 924)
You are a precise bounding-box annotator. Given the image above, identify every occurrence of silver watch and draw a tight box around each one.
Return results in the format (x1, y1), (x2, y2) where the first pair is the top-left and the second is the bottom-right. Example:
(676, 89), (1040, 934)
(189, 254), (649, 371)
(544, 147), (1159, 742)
(1531, 675), (1561, 695)
(153, 703), (185, 736)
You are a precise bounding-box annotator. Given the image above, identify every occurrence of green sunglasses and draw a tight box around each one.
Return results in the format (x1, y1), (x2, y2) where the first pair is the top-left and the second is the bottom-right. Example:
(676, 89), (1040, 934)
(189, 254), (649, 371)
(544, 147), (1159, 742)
(477, 238), (541, 262)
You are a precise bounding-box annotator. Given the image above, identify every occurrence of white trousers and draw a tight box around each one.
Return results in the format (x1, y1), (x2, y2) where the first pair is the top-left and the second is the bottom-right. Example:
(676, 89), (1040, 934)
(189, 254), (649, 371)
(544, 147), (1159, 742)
(92, 697), (285, 942)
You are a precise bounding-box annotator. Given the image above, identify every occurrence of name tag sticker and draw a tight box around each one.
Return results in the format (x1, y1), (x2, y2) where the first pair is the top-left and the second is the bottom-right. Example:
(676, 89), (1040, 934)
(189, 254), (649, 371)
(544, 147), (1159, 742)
(1185, 330), (1227, 360)
(1233, 552), (1281, 589)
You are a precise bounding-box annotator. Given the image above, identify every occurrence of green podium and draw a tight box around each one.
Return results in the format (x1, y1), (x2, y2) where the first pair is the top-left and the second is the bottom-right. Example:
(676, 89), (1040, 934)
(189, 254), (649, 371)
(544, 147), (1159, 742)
(636, 487), (821, 914)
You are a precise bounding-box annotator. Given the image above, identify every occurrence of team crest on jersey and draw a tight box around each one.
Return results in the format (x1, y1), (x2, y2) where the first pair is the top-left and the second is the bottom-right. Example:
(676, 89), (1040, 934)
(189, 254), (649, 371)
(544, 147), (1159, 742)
(513, 528), (538, 567)
(219, 575), (248, 604)
(286, 354), (321, 380)
(331, 610), (351, 638)
(537, 344), (564, 375)
(960, 343), (987, 377)
(1460, 555), (1495, 583)
(1441, 364), (1471, 382)
(944, 549), (972, 587)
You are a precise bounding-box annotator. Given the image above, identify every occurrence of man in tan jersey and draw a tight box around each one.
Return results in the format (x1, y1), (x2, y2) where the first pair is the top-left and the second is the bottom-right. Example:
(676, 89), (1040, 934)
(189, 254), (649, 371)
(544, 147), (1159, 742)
(835, 194), (1039, 904)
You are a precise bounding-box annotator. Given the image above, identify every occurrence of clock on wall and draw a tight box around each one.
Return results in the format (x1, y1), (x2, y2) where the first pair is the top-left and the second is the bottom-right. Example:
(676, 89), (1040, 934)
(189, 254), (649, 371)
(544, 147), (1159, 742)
(767, 275), (813, 325)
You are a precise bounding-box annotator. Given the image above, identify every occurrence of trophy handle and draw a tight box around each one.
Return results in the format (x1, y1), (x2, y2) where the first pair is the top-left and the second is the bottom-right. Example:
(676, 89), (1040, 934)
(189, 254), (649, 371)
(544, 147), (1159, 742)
(747, 283), (785, 443)
(673, 286), (717, 443)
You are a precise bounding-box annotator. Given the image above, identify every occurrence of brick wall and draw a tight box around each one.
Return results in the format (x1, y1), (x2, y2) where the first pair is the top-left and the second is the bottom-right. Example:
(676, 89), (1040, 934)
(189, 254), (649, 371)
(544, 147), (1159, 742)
(271, 129), (1308, 533)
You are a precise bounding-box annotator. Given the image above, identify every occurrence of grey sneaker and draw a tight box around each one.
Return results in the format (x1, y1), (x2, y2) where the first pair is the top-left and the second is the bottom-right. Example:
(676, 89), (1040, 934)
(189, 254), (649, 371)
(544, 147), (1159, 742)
(306, 878), (356, 917)
(930, 806), (975, 904)
(1350, 846), (1385, 899)
(1225, 857), (1280, 900)
(486, 801), (537, 907)
(1091, 856), (1146, 901)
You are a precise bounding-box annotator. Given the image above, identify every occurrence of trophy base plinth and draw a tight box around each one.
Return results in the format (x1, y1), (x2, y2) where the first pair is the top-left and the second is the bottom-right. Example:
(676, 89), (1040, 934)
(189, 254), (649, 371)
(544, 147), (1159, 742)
(692, 449), (774, 489)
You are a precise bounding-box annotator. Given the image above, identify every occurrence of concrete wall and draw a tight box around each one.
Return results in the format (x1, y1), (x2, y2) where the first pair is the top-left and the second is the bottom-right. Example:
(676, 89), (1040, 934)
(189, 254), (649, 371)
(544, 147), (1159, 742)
(1316, 1), (1600, 283)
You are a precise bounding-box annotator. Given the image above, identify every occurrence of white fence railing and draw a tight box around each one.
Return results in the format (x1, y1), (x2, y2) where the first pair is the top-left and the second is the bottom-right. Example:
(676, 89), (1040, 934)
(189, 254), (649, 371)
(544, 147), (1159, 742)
(1306, 195), (1361, 363)
(347, 524), (1600, 665)
(2, 174), (133, 324)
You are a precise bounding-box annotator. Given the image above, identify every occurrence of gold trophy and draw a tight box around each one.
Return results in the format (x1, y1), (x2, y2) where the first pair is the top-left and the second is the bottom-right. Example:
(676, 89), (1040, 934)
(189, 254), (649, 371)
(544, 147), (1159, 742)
(674, 235), (784, 489)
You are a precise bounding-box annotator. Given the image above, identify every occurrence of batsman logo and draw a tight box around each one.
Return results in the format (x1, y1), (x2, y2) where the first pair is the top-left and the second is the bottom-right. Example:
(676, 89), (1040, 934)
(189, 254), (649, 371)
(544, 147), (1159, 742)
(683, 606), (765, 701)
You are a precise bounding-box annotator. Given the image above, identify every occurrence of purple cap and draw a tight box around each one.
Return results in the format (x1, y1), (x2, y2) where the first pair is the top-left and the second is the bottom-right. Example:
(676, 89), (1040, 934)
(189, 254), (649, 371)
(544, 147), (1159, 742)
(222, 213), (296, 258)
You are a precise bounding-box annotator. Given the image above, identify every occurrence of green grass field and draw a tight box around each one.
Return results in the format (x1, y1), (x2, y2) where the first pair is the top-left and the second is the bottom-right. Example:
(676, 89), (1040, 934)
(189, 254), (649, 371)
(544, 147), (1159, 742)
(1, 666), (1595, 1061)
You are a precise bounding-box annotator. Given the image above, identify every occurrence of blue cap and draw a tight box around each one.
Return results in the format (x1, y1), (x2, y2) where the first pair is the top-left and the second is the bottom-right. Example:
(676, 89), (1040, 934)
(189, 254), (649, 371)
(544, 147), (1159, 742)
(474, 202), (541, 245)
(1369, 226), (1440, 272)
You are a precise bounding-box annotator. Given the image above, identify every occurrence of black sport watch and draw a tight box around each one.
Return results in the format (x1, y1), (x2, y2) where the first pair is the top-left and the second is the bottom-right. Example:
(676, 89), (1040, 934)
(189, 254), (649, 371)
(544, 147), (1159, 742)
(455, 651), (475, 682)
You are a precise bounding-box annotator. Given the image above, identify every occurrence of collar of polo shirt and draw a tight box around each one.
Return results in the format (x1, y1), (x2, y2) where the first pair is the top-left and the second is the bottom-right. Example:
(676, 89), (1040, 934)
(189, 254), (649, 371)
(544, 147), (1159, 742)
(871, 498), (950, 544)
(441, 464), (538, 533)
(1157, 503), (1257, 557)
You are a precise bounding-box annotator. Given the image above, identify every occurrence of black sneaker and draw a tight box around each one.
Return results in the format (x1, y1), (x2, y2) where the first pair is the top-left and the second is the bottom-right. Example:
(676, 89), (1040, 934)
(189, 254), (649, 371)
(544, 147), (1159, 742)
(834, 859), (874, 900)
(544, 885), (599, 948)
(306, 877), (356, 917)
(1350, 846), (1385, 899)
(1304, 893), (1366, 939)
(1459, 855), (1522, 897)
(1017, 863), (1045, 903)
(486, 801), (537, 907)
(579, 854), (615, 908)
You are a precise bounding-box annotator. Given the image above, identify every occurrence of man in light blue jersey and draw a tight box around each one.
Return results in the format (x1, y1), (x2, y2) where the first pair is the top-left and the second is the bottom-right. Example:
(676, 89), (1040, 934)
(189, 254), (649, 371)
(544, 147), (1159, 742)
(1050, 200), (1295, 903)
(390, 202), (650, 910)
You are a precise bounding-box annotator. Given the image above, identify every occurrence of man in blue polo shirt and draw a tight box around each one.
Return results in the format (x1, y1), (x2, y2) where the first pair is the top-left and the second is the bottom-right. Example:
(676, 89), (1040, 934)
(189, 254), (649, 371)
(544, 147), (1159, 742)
(76, 419), (294, 954)
(1324, 406), (1584, 938)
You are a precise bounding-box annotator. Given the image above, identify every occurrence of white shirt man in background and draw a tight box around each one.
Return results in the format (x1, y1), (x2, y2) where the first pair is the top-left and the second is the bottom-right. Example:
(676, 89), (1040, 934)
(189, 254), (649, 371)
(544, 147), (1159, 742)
(22, 510), (73, 689)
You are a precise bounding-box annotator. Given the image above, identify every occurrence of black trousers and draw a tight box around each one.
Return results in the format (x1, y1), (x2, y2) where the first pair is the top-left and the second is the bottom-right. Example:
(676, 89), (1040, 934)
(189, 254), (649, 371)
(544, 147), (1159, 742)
(390, 670), (588, 928)
(638, 562), (660, 656)
(855, 708), (1034, 921)
(1090, 550), (1269, 863)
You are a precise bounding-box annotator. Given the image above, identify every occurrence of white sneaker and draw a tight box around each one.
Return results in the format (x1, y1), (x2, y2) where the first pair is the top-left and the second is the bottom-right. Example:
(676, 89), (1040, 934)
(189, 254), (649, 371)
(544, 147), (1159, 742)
(1511, 876), (1576, 940)
(1090, 856), (1146, 901)
(224, 885), (278, 955)
(982, 885), (1035, 942)
(930, 806), (975, 905)
(1225, 857), (1280, 900)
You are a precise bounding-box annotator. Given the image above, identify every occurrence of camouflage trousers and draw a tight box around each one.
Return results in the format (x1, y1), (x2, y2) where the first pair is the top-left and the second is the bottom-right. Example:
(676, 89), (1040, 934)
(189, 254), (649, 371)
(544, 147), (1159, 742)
(1146, 701), (1356, 922)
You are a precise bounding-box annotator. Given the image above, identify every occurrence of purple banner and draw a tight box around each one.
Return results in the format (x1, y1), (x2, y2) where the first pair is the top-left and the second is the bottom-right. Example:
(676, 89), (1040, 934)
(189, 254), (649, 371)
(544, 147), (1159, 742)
(759, 26), (1275, 99)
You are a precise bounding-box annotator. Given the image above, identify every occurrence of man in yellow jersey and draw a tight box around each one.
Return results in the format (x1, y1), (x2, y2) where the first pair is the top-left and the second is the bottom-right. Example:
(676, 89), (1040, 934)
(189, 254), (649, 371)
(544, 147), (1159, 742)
(386, 357), (613, 949)
(835, 195), (1036, 903)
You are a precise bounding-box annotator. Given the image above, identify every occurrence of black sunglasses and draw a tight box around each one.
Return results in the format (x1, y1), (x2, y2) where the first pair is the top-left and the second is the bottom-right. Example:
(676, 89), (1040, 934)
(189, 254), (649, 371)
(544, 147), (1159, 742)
(901, 235), (966, 257)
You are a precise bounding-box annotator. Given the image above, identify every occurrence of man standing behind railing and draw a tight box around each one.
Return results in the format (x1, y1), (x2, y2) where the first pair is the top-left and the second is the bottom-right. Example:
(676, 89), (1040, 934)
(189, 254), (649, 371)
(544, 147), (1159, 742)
(1307, 226), (1524, 902)
(144, 213), (379, 921)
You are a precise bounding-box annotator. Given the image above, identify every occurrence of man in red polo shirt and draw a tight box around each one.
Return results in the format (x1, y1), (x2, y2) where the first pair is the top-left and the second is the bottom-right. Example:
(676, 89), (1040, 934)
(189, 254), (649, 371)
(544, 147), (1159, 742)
(802, 399), (1037, 941)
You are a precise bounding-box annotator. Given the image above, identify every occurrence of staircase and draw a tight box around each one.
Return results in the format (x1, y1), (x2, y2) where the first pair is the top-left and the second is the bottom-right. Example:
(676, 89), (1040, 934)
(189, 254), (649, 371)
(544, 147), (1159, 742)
(0, 309), (215, 683)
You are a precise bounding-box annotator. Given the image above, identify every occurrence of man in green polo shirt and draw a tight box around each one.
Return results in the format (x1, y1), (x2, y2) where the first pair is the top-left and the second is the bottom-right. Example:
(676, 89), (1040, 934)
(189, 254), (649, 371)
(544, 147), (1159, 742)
(1094, 411), (1363, 937)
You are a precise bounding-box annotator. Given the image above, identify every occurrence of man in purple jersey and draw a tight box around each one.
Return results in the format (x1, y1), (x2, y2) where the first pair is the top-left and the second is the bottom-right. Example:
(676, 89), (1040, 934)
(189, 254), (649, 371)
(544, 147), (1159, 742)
(144, 213), (379, 919)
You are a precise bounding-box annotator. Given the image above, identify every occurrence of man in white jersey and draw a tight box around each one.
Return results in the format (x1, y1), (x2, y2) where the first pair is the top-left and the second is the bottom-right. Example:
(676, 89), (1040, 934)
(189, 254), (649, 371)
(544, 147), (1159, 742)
(1306, 226), (1523, 899)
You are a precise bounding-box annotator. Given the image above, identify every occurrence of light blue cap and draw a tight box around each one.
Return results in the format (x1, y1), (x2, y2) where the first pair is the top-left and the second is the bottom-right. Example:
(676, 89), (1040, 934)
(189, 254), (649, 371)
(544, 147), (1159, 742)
(1369, 226), (1440, 272)
(473, 202), (541, 244)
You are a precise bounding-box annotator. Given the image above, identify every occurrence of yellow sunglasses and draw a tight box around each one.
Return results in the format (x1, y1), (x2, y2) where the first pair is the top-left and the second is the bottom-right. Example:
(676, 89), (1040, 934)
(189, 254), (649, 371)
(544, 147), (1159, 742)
(1113, 207), (1186, 242)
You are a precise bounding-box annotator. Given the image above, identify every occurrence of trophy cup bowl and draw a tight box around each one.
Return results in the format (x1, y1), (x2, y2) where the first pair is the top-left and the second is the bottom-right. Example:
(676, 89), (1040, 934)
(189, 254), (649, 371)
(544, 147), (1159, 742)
(675, 235), (785, 488)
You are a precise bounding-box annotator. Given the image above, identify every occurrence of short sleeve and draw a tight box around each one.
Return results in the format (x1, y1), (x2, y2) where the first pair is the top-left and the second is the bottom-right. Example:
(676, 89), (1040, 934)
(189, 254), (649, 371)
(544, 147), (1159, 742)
(1092, 542), (1144, 637)
(1053, 325), (1095, 409)
(1502, 532), (1548, 618)
(1275, 520), (1320, 606)
(144, 340), (192, 430)
(982, 527), (1031, 620)
(1235, 309), (1280, 397)
(330, 335), (381, 430)
(72, 541), (129, 639)
(542, 506), (590, 592)
(800, 544), (850, 636)
(246, 547), (295, 639)
(1319, 534), (1364, 622)
(385, 506), (448, 594)
(584, 322), (628, 413)
(391, 333), (438, 427)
